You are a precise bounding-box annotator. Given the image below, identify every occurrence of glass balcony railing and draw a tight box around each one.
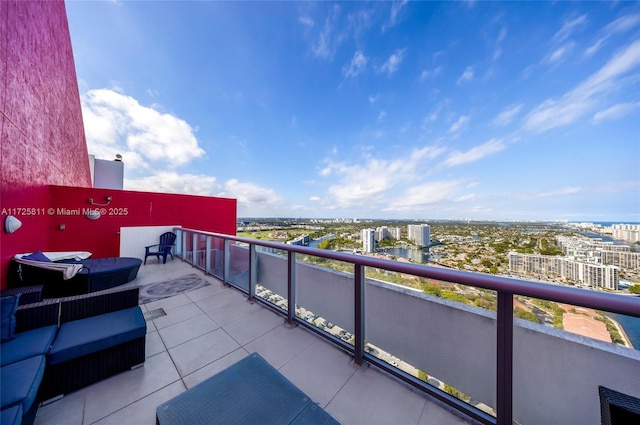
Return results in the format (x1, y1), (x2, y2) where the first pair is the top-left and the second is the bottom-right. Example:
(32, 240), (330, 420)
(174, 227), (640, 425)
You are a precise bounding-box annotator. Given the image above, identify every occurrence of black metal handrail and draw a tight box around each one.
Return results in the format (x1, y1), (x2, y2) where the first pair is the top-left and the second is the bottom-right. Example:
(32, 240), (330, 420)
(175, 227), (640, 425)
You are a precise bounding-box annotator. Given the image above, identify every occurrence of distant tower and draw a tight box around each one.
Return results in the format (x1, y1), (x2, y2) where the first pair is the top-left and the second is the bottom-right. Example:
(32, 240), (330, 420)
(362, 229), (376, 253)
(408, 224), (430, 247)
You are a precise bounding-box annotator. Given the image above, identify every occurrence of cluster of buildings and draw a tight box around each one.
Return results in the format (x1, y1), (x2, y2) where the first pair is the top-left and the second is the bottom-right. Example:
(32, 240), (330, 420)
(611, 224), (640, 243)
(508, 235), (640, 290)
(361, 224), (430, 253)
(569, 222), (640, 243)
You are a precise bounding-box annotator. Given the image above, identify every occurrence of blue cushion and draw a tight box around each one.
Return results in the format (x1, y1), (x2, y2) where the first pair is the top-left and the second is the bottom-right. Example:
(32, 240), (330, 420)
(0, 325), (58, 367)
(0, 405), (22, 425)
(48, 307), (146, 365)
(22, 251), (51, 262)
(1, 295), (20, 343)
(0, 355), (46, 412)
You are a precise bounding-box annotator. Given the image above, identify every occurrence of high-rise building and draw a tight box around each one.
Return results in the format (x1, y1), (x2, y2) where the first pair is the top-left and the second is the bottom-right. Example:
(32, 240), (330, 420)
(407, 224), (430, 247)
(362, 228), (376, 253)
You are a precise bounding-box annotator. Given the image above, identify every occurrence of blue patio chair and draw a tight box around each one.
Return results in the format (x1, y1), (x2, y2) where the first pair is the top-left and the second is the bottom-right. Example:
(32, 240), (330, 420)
(144, 232), (176, 265)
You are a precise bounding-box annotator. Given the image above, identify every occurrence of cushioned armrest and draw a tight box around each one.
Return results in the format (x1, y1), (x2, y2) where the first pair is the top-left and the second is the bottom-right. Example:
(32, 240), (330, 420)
(60, 287), (140, 323)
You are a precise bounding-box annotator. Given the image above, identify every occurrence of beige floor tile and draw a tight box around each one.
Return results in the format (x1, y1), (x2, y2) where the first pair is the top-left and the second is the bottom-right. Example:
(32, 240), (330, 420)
(326, 365), (426, 425)
(222, 305), (283, 345)
(158, 314), (220, 348)
(182, 348), (250, 389)
(244, 324), (317, 370)
(168, 328), (240, 376)
(92, 381), (186, 425)
(82, 352), (181, 424)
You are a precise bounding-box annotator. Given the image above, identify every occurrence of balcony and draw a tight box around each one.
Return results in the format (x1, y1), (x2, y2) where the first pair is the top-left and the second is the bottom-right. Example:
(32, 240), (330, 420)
(34, 259), (473, 425)
(34, 227), (640, 425)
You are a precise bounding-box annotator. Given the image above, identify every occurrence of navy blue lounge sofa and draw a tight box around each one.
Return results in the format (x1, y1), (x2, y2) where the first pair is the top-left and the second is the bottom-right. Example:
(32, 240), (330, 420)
(0, 287), (146, 424)
(9, 254), (142, 298)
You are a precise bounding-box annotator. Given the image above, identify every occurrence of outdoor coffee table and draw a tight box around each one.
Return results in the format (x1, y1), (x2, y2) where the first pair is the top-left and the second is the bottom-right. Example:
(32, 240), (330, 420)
(156, 352), (340, 425)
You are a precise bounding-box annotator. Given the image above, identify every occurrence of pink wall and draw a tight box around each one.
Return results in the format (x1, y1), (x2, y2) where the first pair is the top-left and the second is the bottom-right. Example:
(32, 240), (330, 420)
(0, 1), (238, 288)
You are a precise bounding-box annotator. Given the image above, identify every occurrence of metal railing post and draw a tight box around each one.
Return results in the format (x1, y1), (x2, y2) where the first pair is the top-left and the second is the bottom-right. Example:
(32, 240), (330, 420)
(205, 236), (212, 273)
(287, 251), (296, 325)
(496, 291), (513, 425)
(223, 239), (230, 286)
(191, 233), (197, 267)
(248, 244), (256, 302)
(354, 264), (365, 365)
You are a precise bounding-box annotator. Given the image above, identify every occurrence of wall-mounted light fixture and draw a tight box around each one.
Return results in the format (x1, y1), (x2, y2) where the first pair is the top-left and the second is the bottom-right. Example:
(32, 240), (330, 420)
(88, 196), (112, 206)
(86, 210), (101, 220)
(4, 215), (22, 233)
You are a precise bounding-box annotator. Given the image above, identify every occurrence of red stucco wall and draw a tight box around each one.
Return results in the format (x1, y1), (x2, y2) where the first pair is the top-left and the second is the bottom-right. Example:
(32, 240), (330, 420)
(47, 186), (236, 259)
(1, 0), (92, 285)
(1, 0), (91, 189)
(0, 1), (238, 288)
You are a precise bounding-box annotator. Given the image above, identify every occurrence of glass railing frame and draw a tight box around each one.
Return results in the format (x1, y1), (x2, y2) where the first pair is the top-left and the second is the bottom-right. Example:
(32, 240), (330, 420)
(174, 227), (640, 425)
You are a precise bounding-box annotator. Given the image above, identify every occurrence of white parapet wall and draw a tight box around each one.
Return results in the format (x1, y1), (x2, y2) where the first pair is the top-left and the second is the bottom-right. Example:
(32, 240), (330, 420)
(254, 249), (640, 425)
(119, 225), (181, 259)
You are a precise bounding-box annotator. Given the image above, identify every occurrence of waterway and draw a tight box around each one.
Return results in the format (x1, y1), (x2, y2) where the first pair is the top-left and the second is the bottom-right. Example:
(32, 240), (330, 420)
(308, 234), (335, 248)
(380, 247), (429, 263)
(607, 312), (640, 349)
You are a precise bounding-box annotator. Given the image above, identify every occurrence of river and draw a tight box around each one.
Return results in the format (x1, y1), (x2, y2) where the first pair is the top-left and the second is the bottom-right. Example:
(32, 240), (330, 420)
(608, 312), (640, 349)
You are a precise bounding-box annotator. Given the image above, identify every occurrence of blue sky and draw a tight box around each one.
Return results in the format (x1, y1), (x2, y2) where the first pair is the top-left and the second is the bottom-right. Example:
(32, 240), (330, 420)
(66, 1), (640, 221)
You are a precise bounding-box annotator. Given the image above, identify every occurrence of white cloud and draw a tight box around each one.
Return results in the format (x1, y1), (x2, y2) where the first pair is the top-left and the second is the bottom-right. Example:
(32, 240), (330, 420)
(386, 180), (465, 210)
(309, 196), (321, 202)
(380, 48), (407, 75)
(443, 138), (506, 167)
(547, 42), (575, 63)
(368, 94), (380, 104)
(420, 65), (444, 80)
(457, 66), (474, 84)
(82, 88), (205, 169)
(593, 102), (640, 124)
(377, 111), (387, 122)
(324, 145), (445, 207)
(299, 16), (314, 28)
(553, 14), (587, 42)
(448, 115), (470, 134)
(605, 14), (640, 34)
(519, 186), (582, 200)
(126, 171), (216, 195)
(585, 38), (605, 57)
(312, 5), (343, 59)
(343, 50), (368, 77)
(497, 27), (507, 43)
(387, 0), (409, 28)
(524, 40), (640, 133)
(492, 104), (523, 127)
(221, 179), (283, 207)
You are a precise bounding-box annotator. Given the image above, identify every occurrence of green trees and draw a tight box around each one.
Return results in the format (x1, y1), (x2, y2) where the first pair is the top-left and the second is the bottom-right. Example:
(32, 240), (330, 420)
(514, 307), (539, 323)
(629, 285), (640, 294)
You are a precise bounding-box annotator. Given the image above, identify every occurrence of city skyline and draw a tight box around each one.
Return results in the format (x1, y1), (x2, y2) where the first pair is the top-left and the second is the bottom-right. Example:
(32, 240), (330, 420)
(67, 1), (640, 221)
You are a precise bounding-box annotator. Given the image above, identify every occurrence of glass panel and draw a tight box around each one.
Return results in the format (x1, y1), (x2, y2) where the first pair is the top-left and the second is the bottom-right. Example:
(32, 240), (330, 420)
(227, 241), (250, 292)
(206, 236), (225, 279)
(194, 234), (207, 270)
(182, 231), (194, 264)
(254, 246), (288, 313)
(364, 265), (497, 417)
(294, 253), (354, 342)
(512, 300), (639, 425)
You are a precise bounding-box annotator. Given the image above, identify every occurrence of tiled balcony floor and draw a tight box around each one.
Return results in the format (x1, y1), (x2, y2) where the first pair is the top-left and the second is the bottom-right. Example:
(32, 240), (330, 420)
(34, 259), (477, 425)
